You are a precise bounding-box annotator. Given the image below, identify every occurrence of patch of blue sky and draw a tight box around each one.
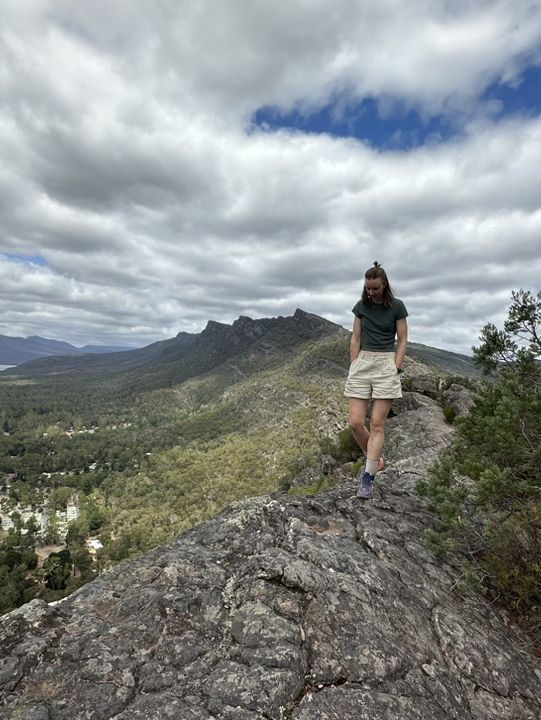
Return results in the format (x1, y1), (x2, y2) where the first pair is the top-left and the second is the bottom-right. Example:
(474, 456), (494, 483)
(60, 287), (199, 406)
(251, 99), (456, 151)
(1, 253), (48, 267)
(482, 65), (541, 118)
(251, 65), (541, 151)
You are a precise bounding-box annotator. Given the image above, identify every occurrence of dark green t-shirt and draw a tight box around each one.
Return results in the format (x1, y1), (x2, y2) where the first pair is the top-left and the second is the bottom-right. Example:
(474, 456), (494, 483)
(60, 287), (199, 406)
(352, 298), (408, 351)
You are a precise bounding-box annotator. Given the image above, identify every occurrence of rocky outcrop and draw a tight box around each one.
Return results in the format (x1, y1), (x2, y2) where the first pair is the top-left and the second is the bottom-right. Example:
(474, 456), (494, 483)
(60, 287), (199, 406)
(1, 395), (540, 720)
(385, 391), (454, 471)
(442, 382), (476, 418)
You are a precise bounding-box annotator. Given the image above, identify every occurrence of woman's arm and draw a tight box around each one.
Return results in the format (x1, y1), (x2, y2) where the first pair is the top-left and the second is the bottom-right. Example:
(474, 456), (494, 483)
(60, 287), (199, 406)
(350, 316), (362, 362)
(395, 318), (408, 369)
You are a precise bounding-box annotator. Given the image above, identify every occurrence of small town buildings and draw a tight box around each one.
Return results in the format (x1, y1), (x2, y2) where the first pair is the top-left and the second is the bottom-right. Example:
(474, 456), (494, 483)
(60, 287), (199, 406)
(85, 538), (103, 558)
(0, 496), (79, 537)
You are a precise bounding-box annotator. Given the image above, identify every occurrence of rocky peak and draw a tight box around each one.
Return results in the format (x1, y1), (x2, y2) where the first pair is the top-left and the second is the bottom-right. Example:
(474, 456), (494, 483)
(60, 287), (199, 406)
(293, 308), (313, 321)
(1, 385), (539, 719)
(201, 320), (230, 336)
(293, 308), (347, 336)
(230, 316), (267, 344)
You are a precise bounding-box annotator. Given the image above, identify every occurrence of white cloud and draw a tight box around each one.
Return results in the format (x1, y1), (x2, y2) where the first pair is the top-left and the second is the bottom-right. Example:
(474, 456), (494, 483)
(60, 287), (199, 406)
(0, 1), (540, 355)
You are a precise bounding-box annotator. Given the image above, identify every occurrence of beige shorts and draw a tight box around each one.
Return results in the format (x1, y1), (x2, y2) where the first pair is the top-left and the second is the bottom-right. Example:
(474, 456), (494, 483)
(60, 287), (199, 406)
(344, 351), (402, 400)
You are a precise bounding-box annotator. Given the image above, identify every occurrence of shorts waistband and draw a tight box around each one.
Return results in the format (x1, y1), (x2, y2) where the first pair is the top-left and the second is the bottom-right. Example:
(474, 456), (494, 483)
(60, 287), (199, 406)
(357, 351), (395, 357)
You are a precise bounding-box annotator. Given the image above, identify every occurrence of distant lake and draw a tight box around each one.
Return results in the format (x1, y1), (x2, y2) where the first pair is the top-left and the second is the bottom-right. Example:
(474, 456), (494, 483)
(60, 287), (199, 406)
(0, 365), (16, 371)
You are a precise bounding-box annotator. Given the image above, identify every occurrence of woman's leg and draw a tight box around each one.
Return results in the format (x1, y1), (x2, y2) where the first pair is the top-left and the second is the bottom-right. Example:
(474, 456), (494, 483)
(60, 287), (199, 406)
(357, 398), (394, 498)
(348, 398), (386, 471)
(347, 397), (370, 453)
(366, 399), (394, 467)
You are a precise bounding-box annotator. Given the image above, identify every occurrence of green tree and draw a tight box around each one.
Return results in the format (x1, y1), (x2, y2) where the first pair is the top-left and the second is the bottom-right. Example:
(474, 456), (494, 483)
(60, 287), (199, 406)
(43, 550), (72, 590)
(0, 565), (26, 613)
(0, 529), (39, 614)
(417, 289), (540, 642)
(65, 518), (89, 548)
(24, 515), (40, 544)
(84, 502), (107, 532)
(44, 513), (62, 545)
(9, 511), (22, 533)
(473, 289), (540, 381)
(49, 487), (72, 511)
(71, 547), (94, 578)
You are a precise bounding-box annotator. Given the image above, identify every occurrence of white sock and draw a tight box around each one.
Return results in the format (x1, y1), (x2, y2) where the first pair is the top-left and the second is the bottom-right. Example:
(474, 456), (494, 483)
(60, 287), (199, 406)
(365, 458), (378, 477)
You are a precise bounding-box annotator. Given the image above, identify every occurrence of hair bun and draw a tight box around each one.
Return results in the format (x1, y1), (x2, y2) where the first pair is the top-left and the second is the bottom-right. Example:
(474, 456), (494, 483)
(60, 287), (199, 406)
(373, 260), (380, 267)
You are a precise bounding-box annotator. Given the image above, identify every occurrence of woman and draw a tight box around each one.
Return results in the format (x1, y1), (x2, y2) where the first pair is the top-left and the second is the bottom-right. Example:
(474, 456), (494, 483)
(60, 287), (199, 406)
(344, 261), (408, 498)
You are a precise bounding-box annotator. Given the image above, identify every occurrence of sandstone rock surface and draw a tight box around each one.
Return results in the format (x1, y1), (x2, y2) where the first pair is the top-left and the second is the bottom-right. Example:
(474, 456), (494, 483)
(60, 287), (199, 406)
(442, 382), (476, 418)
(1, 394), (539, 720)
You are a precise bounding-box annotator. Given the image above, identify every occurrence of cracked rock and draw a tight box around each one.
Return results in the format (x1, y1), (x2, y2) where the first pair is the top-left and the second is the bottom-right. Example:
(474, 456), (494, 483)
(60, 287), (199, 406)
(1, 395), (539, 720)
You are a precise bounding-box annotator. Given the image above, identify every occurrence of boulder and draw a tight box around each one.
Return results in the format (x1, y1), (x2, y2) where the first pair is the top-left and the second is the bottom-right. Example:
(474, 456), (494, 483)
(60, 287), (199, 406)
(442, 382), (475, 418)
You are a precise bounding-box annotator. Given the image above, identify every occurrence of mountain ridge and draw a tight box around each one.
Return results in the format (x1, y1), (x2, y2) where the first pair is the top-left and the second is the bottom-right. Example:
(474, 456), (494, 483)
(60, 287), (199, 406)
(1, 310), (347, 391)
(2, 309), (480, 381)
(407, 341), (481, 377)
(0, 334), (132, 365)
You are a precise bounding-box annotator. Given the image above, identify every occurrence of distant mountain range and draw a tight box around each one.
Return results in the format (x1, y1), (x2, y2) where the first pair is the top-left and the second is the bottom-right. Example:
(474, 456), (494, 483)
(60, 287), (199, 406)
(0, 310), (481, 381)
(0, 334), (131, 366)
(406, 341), (481, 377)
(1, 310), (348, 388)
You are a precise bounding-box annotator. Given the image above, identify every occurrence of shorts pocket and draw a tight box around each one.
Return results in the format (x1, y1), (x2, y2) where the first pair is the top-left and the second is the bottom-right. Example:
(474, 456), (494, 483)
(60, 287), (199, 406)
(384, 357), (397, 375)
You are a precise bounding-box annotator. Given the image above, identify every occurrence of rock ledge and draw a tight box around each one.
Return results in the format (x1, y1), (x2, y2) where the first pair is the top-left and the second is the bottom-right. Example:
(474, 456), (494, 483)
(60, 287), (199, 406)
(1, 396), (540, 720)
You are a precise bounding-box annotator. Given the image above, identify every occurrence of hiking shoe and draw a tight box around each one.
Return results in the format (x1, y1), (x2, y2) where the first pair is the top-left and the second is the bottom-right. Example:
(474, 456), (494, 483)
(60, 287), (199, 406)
(357, 471), (375, 499)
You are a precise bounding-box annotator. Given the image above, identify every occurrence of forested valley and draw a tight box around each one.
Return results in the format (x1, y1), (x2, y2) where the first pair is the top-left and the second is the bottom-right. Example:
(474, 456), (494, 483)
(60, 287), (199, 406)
(0, 333), (350, 614)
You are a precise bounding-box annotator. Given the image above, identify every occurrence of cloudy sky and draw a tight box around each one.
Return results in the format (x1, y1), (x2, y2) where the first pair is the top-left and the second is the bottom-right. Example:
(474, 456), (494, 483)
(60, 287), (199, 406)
(1, 0), (540, 354)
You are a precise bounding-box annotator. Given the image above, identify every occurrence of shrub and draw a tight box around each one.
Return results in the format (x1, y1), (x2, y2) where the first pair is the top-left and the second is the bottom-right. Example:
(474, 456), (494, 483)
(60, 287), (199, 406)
(417, 289), (541, 644)
(483, 502), (541, 611)
(442, 405), (457, 424)
(337, 427), (363, 462)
